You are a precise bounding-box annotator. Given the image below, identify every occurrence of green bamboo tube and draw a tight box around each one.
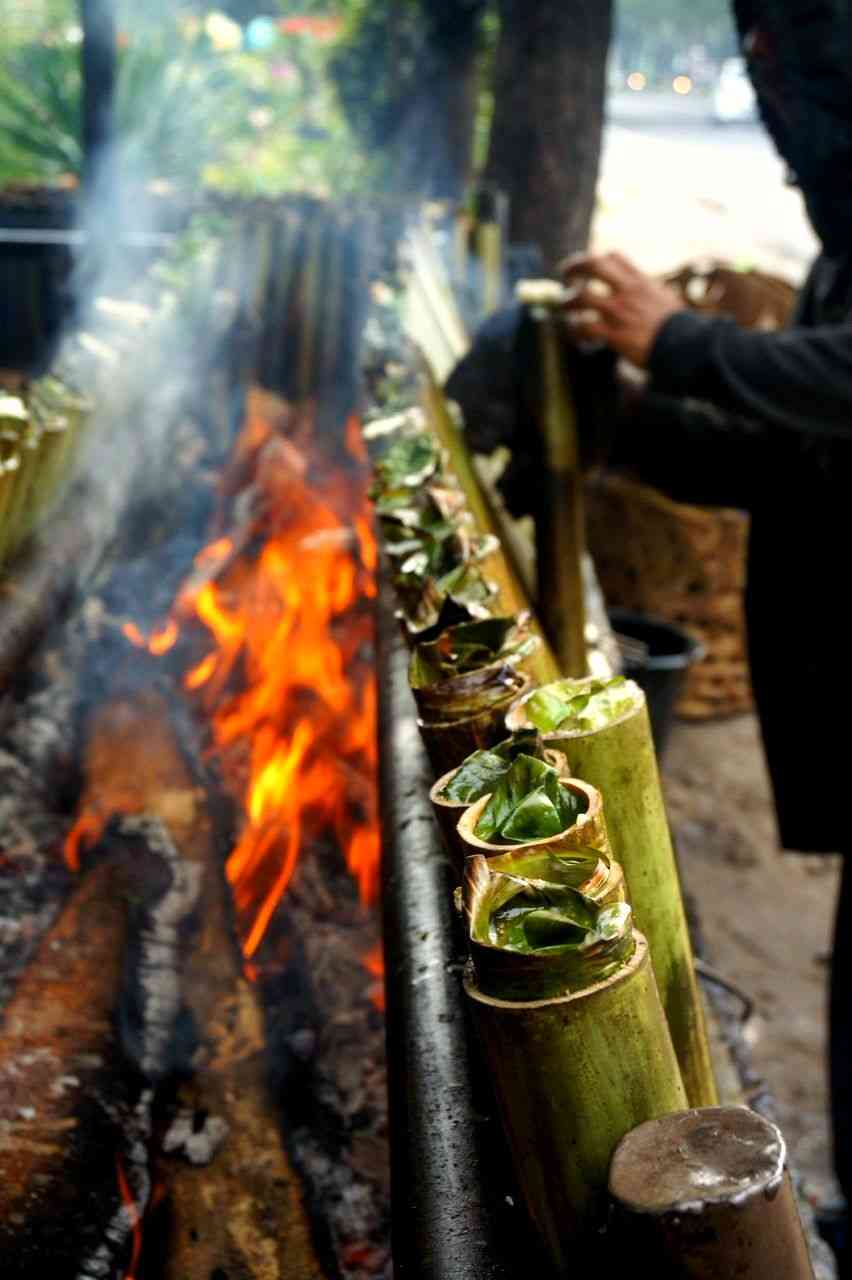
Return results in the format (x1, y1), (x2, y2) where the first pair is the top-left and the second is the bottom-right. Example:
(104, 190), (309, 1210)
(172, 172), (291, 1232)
(297, 210), (327, 402)
(458, 776), (612, 864)
(532, 308), (587, 677)
(430, 740), (569, 871)
(506, 679), (717, 1108)
(609, 1107), (814, 1279)
(476, 220), (503, 319)
(419, 373), (560, 686)
(465, 929), (687, 1267)
(416, 669), (532, 780)
(0, 419), (41, 565)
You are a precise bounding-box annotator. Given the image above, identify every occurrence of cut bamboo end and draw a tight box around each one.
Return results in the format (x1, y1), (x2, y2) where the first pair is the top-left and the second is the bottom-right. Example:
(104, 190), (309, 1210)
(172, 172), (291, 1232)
(609, 1107), (815, 1279)
(416, 672), (532, 779)
(506, 682), (718, 1110)
(465, 931), (687, 1269)
(429, 769), (472, 874)
(456, 777), (610, 862)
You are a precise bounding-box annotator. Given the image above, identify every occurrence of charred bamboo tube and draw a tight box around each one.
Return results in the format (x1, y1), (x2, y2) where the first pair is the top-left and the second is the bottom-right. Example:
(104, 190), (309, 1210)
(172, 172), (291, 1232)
(465, 910), (687, 1267)
(608, 1107), (814, 1279)
(507, 678), (717, 1109)
(415, 668), (532, 778)
(418, 373), (560, 686)
(530, 304), (587, 677)
(73, 694), (325, 1280)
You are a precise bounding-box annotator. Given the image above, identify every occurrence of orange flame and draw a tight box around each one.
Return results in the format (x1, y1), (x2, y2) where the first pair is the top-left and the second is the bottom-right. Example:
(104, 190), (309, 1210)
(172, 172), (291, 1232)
(64, 810), (107, 871)
(116, 1154), (142, 1280)
(121, 616), (178, 657)
(186, 405), (380, 961)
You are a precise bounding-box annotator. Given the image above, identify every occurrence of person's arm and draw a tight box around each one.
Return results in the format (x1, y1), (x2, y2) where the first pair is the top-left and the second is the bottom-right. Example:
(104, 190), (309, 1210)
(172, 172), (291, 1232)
(564, 251), (852, 442)
(648, 310), (852, 440)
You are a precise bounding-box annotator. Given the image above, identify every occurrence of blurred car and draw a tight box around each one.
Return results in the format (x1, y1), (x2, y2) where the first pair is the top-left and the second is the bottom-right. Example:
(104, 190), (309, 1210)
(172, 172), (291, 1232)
(711, 57), (758, 123)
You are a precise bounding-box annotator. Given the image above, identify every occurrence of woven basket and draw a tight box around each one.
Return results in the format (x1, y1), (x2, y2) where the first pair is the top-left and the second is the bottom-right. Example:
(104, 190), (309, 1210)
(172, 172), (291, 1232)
(586, 473), (752, 719)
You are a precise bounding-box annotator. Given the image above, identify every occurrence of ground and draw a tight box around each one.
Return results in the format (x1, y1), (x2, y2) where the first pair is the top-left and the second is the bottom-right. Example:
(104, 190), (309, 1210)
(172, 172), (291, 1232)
(664, 713), (841, 1206)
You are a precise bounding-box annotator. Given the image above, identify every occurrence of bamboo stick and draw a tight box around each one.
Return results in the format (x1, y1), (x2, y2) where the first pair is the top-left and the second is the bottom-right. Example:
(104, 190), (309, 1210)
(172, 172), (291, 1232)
(608, 1107), (814, 1279)
(418, 371), (560, 686)
(465, 929), (687, 1268)
(531, 306), (587, 677)
(507, 679), (718, 1108)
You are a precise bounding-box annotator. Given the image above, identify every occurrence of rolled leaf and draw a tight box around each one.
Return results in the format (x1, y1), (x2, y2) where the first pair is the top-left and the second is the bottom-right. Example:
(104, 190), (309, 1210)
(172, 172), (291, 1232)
(437, 729), (546, 804)
(473, 755), (586, 844)
(525, 676), (636, 734)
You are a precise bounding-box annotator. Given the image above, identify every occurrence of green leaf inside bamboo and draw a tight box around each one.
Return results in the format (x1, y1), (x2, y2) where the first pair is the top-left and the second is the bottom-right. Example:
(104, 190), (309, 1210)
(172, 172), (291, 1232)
(437, 729), (546, 804)
(526, 676), (637, 734)
(370, 431), (440, 494)
(473, 755), (587, 843)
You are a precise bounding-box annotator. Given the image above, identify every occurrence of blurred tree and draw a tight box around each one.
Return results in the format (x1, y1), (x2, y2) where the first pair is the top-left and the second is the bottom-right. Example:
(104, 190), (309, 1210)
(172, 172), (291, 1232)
(329, 0), (489, 199)
(80, 0), (116, 188)
(485, 0), (613, 267)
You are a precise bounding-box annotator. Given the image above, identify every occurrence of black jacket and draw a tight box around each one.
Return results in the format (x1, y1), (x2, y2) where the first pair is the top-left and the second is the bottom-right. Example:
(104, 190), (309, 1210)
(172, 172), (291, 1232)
(621, 255), (852, 852)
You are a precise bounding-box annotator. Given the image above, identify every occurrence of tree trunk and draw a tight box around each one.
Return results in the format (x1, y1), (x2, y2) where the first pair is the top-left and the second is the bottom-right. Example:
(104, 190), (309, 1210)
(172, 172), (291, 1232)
(79, 0), (117, 191)
(485, 0), (613, 268)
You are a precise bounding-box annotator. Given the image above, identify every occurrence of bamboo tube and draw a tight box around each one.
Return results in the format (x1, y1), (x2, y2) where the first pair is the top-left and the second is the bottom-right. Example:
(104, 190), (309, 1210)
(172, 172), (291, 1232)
(465, 930), (687, 1268)
(458, 776), (611, 863)
(429, 738), (568, 870)
(531, 306), (587, 677)
(608, 1107), (814, 1279)
(416, 669), (532, 779)
(297, 208), (328, 402)
(507, 680), (717, 1108)
(418, 371), (560, 686)
(73, 694), (325, 1280)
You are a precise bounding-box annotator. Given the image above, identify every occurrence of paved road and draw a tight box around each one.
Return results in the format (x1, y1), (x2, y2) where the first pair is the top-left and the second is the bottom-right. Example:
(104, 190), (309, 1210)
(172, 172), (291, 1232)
(594, 91), (817, 281)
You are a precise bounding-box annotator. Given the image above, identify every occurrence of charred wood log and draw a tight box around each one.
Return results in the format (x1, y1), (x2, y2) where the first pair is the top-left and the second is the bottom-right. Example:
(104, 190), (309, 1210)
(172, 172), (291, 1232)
(73, 692), (326, 1280)
(0, 856), (152, 1277)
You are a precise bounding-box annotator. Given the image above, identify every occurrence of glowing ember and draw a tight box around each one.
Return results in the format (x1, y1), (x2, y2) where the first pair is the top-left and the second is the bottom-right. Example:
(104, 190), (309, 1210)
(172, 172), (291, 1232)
(121, 616), (179, 657)
(64, 810), (107, 871)
(116, 1154), (142, 1280)
(363, 942), (386, 1013)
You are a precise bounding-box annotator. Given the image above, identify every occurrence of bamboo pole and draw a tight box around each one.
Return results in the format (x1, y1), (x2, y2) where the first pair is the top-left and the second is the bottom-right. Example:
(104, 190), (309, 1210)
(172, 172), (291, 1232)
(415, 669), (532, 779)
(418, 371), (560, 686)
(531, 306), (587, 677)
(465, 930), (687, 1268)
(608, 1107), (814, 1279)
(507, 680), (717, 1109)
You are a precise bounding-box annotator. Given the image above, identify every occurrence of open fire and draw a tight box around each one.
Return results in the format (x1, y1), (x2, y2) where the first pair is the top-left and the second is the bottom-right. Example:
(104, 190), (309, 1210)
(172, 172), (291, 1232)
(65, 387), (381, 975)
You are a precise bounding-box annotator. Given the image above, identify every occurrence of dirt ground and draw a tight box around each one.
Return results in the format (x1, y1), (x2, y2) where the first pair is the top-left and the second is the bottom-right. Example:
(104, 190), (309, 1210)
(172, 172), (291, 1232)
(663, 712), (842, 1207)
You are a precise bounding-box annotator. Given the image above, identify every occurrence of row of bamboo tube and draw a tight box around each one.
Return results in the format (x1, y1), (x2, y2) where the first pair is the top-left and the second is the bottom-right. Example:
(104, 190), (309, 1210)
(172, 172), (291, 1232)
(0, 377), (90, 570)
(369, 367), (813, 1276)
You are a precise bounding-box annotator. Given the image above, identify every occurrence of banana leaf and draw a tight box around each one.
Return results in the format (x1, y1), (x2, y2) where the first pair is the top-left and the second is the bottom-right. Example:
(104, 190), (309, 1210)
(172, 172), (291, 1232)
(410, 616), (535, 688)
(465, 851), (634, 1001)
(525, 676), (637, 735)
(473, 755), (586, 844)
(437, 729), (547, 804)
(370, 430), (441, 494)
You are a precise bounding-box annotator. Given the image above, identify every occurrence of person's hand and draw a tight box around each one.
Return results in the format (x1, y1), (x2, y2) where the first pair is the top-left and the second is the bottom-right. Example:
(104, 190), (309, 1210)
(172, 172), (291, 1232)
(562, 251), (686, 368)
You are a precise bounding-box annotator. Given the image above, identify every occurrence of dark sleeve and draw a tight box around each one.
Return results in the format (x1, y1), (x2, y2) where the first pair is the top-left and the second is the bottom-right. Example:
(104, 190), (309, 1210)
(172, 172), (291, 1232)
(605, 386), (768, 513)
(648, 310), (852, 441)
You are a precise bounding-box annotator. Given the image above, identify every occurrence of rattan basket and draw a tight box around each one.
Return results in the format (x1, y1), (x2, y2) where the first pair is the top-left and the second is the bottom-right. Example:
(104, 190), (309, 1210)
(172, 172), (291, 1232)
(586, 473), (752, 719)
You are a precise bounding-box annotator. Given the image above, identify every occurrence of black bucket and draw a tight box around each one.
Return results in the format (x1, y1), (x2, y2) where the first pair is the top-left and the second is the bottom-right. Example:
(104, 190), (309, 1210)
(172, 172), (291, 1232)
(607, 608), (705, 758)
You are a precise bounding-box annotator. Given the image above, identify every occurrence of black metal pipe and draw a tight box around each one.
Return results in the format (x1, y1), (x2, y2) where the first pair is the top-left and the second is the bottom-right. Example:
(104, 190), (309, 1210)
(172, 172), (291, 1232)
(378, 590), (539, 1280)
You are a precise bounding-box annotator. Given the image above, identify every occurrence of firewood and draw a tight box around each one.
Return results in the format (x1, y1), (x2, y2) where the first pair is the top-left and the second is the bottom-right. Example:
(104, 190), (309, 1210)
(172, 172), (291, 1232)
(0, 855), (153, 1276)
(74, 693), (325, 1279)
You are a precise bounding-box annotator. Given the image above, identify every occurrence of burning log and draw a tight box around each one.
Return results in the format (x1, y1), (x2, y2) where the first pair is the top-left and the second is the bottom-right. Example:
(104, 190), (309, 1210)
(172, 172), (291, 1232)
(0, 855), (152, 1276)
(69, 692), (325, 1279)
(608, 1107), (815, 1279)
(463, 853), (687, 1270)
(507, 675), (718, 1109)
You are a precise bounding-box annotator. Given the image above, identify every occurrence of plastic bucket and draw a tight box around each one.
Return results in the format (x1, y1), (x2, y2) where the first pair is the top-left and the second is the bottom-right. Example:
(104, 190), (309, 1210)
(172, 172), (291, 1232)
(607, 608), (704, 757)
